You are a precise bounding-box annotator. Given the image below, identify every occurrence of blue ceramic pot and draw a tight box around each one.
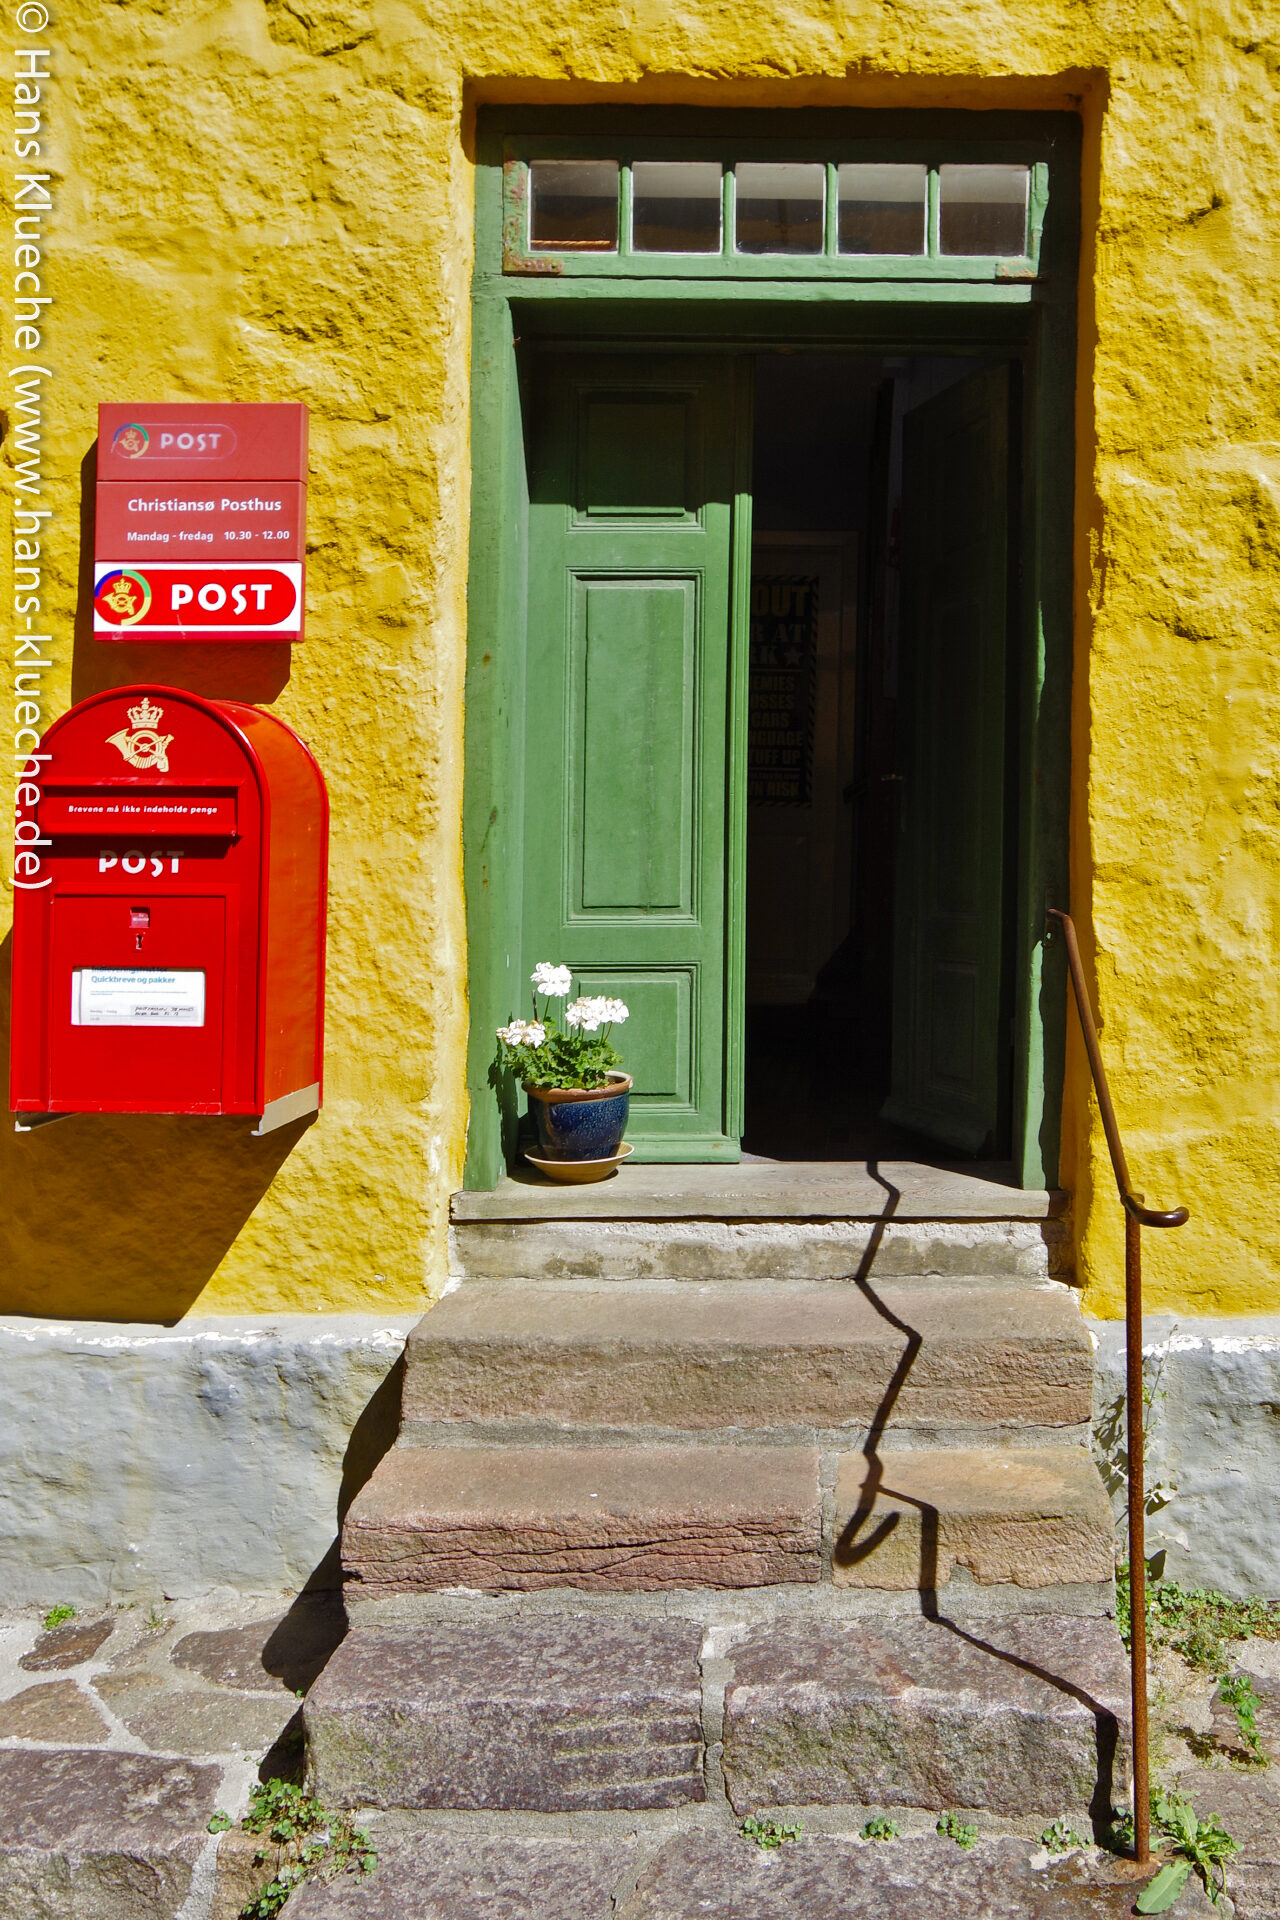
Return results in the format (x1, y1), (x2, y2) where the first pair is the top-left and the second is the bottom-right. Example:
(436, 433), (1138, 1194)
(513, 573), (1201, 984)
(526, 1073), (631, 1161)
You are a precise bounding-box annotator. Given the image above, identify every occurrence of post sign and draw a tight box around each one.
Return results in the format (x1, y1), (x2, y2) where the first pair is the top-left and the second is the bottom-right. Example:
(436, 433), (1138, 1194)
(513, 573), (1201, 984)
(747, 573), (818, 806)
(94, 404), (309, 643)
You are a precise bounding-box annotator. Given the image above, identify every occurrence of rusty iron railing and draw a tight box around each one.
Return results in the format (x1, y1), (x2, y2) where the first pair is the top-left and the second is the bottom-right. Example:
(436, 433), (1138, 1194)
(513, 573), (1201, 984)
(1048, 907), (1188, 1865)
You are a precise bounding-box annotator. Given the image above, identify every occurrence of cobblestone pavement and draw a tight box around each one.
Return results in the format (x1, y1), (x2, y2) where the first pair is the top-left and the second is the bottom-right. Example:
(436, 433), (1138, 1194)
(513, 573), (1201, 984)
(0, 1591), (1277, 1917)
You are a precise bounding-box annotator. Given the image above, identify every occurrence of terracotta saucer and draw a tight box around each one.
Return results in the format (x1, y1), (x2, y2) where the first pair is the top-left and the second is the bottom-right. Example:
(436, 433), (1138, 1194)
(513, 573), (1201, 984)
(523, 1142), (634, 1184)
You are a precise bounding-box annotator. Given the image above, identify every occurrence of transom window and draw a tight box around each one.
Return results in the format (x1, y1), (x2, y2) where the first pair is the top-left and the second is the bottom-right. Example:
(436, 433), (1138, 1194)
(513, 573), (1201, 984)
(503, 143), (1045, 280)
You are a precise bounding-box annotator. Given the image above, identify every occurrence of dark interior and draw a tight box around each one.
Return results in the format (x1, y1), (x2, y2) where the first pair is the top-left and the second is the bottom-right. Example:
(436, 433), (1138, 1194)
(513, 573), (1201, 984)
(743, 350), (979, 1161)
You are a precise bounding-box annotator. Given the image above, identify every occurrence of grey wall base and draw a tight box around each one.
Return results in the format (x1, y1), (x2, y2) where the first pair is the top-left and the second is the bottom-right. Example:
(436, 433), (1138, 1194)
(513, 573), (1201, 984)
(1091, 1313), (1280, 1599)
(0, 1314), (415, 1609)
(3, 1310), (1278, 1606)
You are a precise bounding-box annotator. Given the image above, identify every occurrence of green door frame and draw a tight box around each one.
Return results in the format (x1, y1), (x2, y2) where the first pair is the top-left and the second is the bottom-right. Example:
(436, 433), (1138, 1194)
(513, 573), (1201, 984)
(464, 106), (1081, 1191)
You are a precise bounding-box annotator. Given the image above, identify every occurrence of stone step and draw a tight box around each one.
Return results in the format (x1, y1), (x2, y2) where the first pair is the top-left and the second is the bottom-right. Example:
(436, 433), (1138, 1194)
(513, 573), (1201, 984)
(343, 1443), (823, 1594)
(341, 1442), (1114, 1600)
(285, 1826), (1205, 1920)
(451, 1217), (1065, 1285)
(305, 1616), (708, 1813)
(832, 1445), (1115, 1593)
(401, 1282), (1093, 1436)
(304, 1611), (1129, 1825)
(720, 1613), (1130, 1825)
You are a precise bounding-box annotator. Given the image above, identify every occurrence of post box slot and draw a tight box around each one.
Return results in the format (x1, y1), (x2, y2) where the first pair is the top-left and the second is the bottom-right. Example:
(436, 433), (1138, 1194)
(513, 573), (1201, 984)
(41, 789), (238, 838)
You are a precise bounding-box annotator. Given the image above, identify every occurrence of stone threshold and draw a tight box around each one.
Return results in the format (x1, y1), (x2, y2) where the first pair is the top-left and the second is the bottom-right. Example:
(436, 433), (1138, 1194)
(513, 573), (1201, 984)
(453, 1160), (1065, 1224)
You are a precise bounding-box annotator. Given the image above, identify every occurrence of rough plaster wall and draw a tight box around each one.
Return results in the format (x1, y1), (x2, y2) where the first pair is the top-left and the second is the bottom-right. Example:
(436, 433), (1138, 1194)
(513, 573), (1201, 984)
(0, 1316), (414, 1607)
(0, 0), (1276, 1320)
(1092, 1318), (1280, 1600)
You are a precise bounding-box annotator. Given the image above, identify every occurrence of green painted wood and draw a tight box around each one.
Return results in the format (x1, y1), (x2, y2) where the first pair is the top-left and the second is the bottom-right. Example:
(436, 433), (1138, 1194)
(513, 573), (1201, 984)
(521, 352), (750, 1159)
(466, 107), (1079, 1191)
(883, 362), (1013, 1155)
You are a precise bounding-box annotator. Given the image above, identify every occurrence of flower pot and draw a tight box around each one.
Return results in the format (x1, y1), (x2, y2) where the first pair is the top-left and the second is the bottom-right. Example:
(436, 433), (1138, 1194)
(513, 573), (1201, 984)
(525, 1072), (632, 1161)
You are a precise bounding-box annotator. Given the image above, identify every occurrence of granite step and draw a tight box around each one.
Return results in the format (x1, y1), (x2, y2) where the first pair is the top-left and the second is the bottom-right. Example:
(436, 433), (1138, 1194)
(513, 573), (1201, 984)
(450, 1217), (1065, 1285)
(342, 1443), (823, 1594)
(304, 1611), (1130, 1825)
(279, 1827), (1216, 1920)
(400, 1281), (1094, 1437)
(832, 1445), (1115, 1593)
(342, 1441), (1114, 1601)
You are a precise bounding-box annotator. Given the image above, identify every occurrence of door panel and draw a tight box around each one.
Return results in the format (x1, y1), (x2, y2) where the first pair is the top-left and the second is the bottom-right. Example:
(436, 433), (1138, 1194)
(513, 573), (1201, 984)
(524, 354), (749, 1159)
(883, 362), (1012, 1154)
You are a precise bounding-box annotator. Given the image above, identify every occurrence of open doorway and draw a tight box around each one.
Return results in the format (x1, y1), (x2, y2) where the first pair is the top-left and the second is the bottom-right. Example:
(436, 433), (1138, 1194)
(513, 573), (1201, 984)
(744, 350), (1018, 1161)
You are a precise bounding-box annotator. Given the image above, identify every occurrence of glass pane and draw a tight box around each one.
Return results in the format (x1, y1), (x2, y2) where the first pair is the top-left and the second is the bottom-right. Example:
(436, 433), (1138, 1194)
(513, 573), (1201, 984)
(633, 161), (722, 254)
(837, 163), (926, 254)
(529, 160), (619, 251)
(938, 163), (1029, 256)
(735, 161), (825, 255)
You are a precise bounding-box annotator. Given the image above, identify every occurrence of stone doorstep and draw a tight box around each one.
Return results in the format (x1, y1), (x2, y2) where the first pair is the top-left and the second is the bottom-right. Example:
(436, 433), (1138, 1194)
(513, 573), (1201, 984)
(449, 1216), (1067, 1285)
(283, 1828), (1215, 1920)
(832, 1446), (1116, 1591)
(450, 1161), (1064, 1223)
(342, 1444), (823, 1593)
(341, 1442), (1114, 1598)
(305, 1612), (1129, 1823)
(403, 1281), (1094, 1432)
(720, 1614), (1131, 1824)
(0, 1747), (220, 1920)
(304, 1617), (707, 1813)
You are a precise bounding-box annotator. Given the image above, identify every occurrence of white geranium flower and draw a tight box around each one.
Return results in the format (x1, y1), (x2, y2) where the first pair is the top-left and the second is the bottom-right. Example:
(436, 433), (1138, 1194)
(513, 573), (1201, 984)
(564, 996), (605, 1033)
(600, 998), (629, 1025)
(531, 962), (573, 998)
(497, 1019), (546, 1047)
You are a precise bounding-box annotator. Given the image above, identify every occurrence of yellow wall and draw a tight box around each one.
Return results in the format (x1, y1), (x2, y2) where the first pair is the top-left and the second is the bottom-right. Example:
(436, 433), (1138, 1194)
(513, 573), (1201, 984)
(3, 0), (1277, 1320)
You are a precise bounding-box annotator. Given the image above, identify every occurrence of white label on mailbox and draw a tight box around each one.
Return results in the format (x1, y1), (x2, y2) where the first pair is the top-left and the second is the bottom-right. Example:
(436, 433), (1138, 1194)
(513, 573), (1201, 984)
(71, 969), (206, 1027)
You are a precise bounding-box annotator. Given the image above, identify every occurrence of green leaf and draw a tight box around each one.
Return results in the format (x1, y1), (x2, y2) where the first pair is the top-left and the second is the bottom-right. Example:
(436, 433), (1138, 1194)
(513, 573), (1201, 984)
(1136, 1860), (1192, 1912)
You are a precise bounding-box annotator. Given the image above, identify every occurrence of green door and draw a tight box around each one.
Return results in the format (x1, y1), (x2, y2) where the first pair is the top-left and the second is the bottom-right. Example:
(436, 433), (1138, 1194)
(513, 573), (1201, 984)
(523, 352), (751, 1160)
(883, 362), (1012, 1155)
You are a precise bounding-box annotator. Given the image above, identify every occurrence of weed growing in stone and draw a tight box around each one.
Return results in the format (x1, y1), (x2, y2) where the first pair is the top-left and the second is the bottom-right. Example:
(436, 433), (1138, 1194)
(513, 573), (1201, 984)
(936, 1812), (978, 1849)
(41, 1604), (74, 1630)
(862, 1815), (900, 1841)
(1119, 1567), (1280, 1672)
(1135, 1789), (1237, 1912)
(145, 1604), (170, 1634)
(739, 1816), (802, 1849)
(238, 1778), (376, 1918)
(1216, 1673), (1267, 1763)
(1040, 1816), (1086, 1852)
(207, 1810), (232, 1834)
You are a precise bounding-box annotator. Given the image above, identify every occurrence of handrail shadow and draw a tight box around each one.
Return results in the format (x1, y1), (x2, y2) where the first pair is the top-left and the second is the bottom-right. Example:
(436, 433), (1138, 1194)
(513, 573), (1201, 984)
(831, 1158), (1120, 1838)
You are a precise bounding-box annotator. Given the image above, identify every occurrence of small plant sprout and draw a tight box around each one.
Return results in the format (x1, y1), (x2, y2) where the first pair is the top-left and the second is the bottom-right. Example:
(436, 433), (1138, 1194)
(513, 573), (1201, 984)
(937, 1811), (979, 1849)
(206, 1809), (231, 1834)
(739, 1816), (803, 1849)
(496, 962), (629, 1091)
(41, 1604), (75, 1631)
(1217, 1672), (1267, 1764)
(1040, 1816), (1086, 1853)
(862, 1814), (900, 1841)
(239, 1779), (377, 1918)
(1135, 1789), (1237, 1912)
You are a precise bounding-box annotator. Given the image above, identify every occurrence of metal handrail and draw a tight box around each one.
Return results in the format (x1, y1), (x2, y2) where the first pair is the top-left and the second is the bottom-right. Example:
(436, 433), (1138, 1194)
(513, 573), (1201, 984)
(1047, 907), (1188, 1866)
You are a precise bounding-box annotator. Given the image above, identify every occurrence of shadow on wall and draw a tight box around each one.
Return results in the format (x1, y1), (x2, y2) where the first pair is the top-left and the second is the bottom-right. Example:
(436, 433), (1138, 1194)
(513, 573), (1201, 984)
(0, 932), (313, 1323)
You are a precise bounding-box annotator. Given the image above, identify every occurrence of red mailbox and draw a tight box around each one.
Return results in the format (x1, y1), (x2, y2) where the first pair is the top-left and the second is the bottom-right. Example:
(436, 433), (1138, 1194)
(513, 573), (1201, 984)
(10, 687), (328, 1131)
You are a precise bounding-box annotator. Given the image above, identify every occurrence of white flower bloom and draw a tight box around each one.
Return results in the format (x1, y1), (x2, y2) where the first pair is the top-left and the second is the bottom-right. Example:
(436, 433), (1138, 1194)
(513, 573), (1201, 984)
(531, 962), (573, 998)
(600, 998), (629, 1025)
(497, 1019), (546, 1047)
(564, 996), (605, 1033)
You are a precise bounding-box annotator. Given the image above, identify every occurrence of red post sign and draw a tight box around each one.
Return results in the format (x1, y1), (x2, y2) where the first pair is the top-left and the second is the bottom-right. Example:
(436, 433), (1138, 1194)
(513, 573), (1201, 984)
(10, 687), (328, 1129)
(94, 404), (309, 643)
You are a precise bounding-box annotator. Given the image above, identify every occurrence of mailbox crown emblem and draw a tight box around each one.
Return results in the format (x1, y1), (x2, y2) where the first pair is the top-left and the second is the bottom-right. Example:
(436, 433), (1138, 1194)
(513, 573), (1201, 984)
(106, 696), (174, 773)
